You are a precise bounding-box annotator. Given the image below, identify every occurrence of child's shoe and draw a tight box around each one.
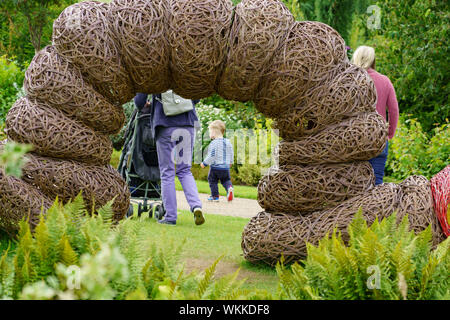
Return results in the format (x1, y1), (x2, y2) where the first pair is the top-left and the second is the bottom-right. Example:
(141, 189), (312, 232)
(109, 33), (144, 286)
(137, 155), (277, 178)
(227, 187), (234, 202)
(207, 196), (220, 202)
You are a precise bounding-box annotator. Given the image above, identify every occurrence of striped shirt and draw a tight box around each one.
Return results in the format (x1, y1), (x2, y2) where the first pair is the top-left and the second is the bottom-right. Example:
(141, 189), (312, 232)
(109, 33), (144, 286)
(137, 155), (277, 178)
(202, 138), (234, 170)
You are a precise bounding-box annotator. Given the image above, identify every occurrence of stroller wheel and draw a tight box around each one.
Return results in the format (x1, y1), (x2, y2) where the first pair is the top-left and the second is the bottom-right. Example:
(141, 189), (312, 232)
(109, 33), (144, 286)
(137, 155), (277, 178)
(153, 203), (166, 220)
(138, 202), (146, 217)
(126, 204), (134, 218)
(148, 202), (155, 219)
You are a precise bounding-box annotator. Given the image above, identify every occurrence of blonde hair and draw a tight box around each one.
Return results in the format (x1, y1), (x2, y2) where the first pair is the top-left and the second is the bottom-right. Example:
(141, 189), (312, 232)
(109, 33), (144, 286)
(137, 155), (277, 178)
(208, 120), (226, 138)
(352, 45), (375, 70)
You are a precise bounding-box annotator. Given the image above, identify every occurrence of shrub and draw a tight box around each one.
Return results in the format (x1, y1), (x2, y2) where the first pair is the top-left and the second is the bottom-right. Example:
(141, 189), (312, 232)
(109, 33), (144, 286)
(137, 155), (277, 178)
(276, 210), (450, 300)
(0, 141), (32, 177)
(236, 163), (266, 186)
(0, 56), (24, 123)
(386, 116), (450, 180)
(365, 0), (450, 132)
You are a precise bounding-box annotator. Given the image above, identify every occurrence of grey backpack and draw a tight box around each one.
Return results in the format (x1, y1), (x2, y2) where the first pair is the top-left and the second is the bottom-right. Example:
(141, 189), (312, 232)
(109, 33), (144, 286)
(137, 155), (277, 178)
(157, 89), (193, 116)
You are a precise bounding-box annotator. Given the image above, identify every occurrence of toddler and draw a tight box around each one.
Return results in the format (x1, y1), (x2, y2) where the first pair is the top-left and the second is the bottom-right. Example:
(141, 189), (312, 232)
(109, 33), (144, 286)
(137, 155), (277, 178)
(200, 120), (234, 202)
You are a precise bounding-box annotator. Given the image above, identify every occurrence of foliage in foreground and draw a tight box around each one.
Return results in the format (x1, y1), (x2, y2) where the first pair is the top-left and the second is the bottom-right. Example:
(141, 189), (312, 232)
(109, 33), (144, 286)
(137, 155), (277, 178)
(0, 195), (270, 300)
(0, 195), (448, 300)
(277, 210), (450, 300)
(0, 141), (32, 177)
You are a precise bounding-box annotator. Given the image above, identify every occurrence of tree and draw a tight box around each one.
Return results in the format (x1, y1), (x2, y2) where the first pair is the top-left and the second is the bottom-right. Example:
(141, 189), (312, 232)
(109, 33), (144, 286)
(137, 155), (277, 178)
(0, 0), (74, 64)
(364, 0), (450, 131)
(293, 0), (371, 44)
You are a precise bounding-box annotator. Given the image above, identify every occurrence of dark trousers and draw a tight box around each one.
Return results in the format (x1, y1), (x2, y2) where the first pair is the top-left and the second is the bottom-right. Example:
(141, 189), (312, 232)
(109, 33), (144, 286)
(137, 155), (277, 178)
(208, 168), (232, 197)
(369, 141), (389, 185)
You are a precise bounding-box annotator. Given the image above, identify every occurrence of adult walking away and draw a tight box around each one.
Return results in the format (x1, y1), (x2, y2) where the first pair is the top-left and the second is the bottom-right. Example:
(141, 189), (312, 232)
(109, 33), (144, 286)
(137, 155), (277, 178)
(352, 46), (399, 185)
(134, 91), (204, 226)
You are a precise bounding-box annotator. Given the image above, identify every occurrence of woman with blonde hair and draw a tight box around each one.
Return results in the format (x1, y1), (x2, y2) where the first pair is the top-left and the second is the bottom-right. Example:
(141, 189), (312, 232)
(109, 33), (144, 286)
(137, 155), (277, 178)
(352, 45), (399, 185)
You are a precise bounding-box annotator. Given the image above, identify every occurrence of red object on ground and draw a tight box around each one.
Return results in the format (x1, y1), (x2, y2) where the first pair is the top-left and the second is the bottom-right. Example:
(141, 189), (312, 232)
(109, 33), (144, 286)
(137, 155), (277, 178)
(430, 165), (450, 237)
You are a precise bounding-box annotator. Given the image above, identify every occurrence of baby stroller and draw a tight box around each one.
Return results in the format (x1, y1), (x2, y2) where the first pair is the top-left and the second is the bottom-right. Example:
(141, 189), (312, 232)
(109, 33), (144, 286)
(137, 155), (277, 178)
(117, 104), (166, 220)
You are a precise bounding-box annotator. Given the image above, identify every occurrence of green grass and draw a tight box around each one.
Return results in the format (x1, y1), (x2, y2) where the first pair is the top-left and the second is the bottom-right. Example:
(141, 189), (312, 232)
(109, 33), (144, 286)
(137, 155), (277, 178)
(128, 207), (278, 292)
(176, 177), (258, 200)
(383, 176), (402, 183)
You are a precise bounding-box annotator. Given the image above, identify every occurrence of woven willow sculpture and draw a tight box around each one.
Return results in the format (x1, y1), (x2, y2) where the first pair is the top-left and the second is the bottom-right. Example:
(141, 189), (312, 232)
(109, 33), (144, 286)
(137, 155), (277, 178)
(218, 0), (294, 101)
(52, 1), (134, 105)
(24, 46), (125, 135)
(0, 169), (53, 236)
(255, 21), (347, 117)
(242, 183), (401, 266)
(397, 175), (445, 246)
(108, 0), (170, 93)
(258, 162), (375, 213)
(21, 153), (130, 221)
(6, 97), (112, 165)
(275, 112), (388, 165)
(272, 63), (377, 139)
(3, 0), (441, 250)
(167, 0), (233, 99)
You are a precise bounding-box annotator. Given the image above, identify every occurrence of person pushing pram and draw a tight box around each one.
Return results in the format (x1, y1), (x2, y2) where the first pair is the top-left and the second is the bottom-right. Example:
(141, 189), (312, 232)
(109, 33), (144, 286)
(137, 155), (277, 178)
(134, 90), (204, 226)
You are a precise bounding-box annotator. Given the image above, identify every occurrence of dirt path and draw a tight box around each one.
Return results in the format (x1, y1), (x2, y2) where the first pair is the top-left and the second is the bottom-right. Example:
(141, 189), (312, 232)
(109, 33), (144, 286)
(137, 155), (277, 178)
(175, 191), (262, 219)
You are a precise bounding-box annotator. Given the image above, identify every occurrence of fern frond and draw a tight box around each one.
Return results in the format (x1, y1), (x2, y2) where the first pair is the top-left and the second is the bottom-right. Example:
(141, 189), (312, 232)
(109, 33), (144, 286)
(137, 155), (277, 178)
(196, 255), (223, 299)
(59, 236), (78, 266)
(97, 198), (116, 227)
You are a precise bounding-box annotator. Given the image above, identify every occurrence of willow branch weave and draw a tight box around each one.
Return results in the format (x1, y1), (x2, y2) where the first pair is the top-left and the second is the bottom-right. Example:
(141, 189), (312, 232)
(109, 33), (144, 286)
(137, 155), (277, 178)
(6, 97), (112, 165)
(218, 0), (294, 101)
(108, 0), (171, 93)
(255, 21), (347, 117)
(275, 113), (388, 164)
(167, 0), (233, 99)
(21, 153), (130, 221)
(397, 175), (445, 246)
(52, 1), (134, 105)
(24, 46), (125, 135)
(242, 183), (396, 266)
(0, 168), (53, 236)
(272, 63), (377, 139)
(257, 162), (375, 214)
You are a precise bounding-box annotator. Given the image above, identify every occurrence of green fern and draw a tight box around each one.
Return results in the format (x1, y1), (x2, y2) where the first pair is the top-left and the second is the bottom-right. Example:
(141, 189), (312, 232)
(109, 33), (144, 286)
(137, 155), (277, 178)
(276, 210), (450, 300)
(196, 255), (223, 299)
(0, 245), (14, 299)
(59, 236), (78, 267)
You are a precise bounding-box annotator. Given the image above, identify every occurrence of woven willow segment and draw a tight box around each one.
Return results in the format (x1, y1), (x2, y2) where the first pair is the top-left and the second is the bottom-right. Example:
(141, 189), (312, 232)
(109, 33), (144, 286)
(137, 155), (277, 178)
(108, 0), (170, 93)
(272, 63), (377, 139)
(275, 112), (388, 165)
(52, 1), (134, 105)
(397, 175), (445, 246)
(255, 21), (347, 117)
(257, 162), (375, 213)
(5, 97), (112, 165)
(0, 169), (53, 237)
(218, 0), (294, 101)
(24, 46), (125, 135)
(21, 153), (130, 222)
(166, 0), (233, 99)
(242, 183), (401, 266)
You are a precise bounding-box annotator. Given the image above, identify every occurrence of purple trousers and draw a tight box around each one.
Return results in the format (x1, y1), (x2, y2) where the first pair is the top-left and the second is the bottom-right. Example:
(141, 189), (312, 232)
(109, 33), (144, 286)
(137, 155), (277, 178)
(156, 126), (202, 222)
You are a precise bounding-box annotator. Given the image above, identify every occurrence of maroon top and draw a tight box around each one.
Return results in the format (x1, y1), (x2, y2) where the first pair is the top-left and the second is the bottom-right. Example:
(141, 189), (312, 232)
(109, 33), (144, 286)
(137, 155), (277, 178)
(367, 68), (399, 139)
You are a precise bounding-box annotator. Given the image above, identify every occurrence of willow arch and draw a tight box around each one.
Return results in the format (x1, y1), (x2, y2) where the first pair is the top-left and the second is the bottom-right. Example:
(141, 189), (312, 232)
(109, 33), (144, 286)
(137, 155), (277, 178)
(1, 0), (442, 265)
